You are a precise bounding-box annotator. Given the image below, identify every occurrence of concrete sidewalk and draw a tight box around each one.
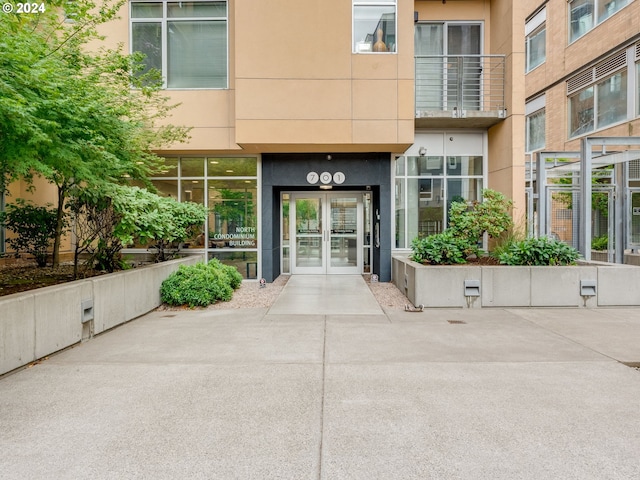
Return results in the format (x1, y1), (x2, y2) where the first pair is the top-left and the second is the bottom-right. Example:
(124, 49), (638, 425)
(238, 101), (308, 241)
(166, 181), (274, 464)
(2, 275), (640, 479)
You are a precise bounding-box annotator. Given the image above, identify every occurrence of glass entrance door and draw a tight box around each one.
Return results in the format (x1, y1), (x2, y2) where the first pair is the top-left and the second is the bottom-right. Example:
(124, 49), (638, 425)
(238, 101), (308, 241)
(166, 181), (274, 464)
(291, 192), (363, 274)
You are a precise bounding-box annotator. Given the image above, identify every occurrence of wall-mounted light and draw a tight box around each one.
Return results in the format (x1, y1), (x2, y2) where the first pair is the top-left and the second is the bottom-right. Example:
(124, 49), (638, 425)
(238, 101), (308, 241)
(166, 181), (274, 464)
(418, 146), (427, 157)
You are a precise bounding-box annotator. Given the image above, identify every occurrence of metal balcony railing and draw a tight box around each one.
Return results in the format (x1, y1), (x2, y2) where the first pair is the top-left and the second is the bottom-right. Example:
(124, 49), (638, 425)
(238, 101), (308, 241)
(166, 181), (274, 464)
(415, 55), (506, 118)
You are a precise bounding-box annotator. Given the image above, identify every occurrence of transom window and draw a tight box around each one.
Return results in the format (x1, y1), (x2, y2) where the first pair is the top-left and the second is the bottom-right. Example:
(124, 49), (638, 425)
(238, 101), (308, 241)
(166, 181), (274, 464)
(353, 0), (396, 53)
(130, 0), (228, 89)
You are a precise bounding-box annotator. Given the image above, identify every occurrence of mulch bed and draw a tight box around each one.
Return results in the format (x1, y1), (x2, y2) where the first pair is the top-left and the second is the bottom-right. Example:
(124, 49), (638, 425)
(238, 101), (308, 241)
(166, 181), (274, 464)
(0, 259), (108, 297)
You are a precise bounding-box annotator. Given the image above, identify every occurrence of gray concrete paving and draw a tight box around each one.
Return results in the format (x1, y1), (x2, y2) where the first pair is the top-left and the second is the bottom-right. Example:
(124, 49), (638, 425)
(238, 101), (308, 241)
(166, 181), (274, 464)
(2, 274), (640, 479)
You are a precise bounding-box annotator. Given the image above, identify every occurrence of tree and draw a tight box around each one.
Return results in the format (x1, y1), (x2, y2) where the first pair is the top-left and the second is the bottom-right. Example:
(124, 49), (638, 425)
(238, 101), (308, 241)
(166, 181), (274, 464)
(68, 185), (207, 272)
(0, 0), (189, 265)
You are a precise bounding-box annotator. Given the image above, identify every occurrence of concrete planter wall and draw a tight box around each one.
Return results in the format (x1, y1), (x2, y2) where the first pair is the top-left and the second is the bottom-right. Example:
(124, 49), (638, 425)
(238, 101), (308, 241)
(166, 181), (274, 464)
(0, 255), (202, 376)
(393, 255), (640, 309)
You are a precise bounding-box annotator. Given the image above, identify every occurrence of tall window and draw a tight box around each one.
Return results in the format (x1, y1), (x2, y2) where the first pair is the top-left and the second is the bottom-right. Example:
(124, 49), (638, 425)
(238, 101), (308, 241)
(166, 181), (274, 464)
(130, 1), (228, 89)
(146, 157), (259, 278)
(395, 140), (485, 249)
(569, 0), (630, 43)
(353, 0), (396, 53)
(525, 8), (546, 73)
(415, 22), (482, 111)
(526, 96), (546, 152)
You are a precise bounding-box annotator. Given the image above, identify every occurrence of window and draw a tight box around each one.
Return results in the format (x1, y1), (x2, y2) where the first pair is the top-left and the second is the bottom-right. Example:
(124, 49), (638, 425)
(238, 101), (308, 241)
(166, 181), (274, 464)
(570, 72), (628, 137)
(414, 22), (483, 111)
(525, 8), (546, 73)
(130, 1), (228, 89)
(567, 48), (633, 138)
(526, 96), (546, 152)
(637, 61), (640, 117)
(353, 0), (396, 53)
(394, 143), (485, 249)
(569, 0), (629, 43)
(144, 157), (259, 278)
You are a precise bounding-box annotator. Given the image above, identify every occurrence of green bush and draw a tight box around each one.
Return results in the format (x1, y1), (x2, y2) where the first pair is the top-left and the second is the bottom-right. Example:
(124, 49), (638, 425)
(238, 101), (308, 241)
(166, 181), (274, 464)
(591, 235), (608, 251)
(160, 260), (242, 308)
(497, 236), (581, 266)
(411, 231), (475, 265)
(410, 189), (513, 265)
(0, 199), (60, 267)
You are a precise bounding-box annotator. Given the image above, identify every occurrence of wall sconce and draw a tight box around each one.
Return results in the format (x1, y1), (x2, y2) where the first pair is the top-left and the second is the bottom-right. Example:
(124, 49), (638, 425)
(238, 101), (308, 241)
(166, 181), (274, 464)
(418, 146), (427, 157)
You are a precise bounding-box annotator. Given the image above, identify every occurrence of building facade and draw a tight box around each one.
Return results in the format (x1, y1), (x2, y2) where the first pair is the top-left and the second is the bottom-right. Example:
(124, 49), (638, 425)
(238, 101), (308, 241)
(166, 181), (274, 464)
(525, 0), (640, 249)
(4, 0), (526, 281)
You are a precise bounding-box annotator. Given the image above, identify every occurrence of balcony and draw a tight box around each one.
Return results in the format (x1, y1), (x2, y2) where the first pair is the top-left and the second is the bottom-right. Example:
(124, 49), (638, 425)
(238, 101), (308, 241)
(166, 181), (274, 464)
(415, 55), (506, 128)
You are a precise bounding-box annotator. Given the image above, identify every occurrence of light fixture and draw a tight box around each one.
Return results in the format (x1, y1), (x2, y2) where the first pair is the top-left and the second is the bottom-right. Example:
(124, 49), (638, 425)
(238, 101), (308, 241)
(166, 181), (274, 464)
(419, 146), (427, 156)
(319, 185), (333, 190)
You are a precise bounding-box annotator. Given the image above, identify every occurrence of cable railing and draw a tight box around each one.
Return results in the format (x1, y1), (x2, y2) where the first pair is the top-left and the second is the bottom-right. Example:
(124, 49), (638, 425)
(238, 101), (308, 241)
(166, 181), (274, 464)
(415, 54), (506, 116)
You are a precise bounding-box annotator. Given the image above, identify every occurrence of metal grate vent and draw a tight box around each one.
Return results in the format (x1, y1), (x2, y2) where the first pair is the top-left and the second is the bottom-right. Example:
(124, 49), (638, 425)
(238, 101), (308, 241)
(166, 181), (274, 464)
(567, 69), (594, 94)
(630, 159), (640, 180)
(636, 42), (640, 61)
(595, 51), (627, 80)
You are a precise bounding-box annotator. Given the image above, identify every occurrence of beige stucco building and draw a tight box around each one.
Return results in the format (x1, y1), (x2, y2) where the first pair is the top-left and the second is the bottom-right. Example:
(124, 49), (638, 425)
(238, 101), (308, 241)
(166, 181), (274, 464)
(4, 0), (527, 281)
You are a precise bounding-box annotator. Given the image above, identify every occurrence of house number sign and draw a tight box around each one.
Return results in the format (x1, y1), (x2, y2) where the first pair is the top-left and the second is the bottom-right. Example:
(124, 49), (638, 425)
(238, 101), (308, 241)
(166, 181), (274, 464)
(306, 171), (346, 185)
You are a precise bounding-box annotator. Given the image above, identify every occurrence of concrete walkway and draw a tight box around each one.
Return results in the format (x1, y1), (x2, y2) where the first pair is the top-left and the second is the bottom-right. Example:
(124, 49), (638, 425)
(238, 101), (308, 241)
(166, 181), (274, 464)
(2, 275), (640, 479)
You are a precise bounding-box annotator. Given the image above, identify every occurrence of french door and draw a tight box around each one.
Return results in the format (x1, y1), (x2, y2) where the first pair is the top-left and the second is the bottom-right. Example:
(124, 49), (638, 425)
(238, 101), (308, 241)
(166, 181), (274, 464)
(290, 192), (363, 274)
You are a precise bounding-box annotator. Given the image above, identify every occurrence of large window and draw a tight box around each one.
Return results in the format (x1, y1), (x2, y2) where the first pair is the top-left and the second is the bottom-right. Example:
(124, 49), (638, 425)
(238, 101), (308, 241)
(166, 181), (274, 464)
(525, 8), (546, 73)
(567, 47), (635, 138)
(569, 0), (630, 43)
(395, 153), (484, 248)
(130, 1), (228, 89)
(526, 96), (546, 152)
(146, 157), (259, 278)
(353, 0), (396, 53)
(569, 71), (627, 137)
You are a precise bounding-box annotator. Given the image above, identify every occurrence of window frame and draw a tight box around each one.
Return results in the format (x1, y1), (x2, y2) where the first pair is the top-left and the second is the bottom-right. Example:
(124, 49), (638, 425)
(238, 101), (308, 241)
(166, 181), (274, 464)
(129, 0), (229, 90)
(525, 7), (546, 73)
(568, 0), (630, 44)
(352, 0), (397, 54)
(526, 95), (546, 153)
(567, 46), (636, 139)
(393, 151), (486, 250)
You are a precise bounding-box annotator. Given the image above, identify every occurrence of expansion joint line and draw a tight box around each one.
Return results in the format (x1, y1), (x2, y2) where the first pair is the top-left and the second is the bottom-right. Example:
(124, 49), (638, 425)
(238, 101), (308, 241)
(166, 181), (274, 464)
(318, 314), (328, 480)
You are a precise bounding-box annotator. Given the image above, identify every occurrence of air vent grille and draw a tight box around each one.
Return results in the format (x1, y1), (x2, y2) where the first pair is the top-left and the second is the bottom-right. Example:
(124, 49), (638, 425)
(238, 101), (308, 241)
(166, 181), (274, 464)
(567, 70), (594, 95)
(595, 51), (627, 80)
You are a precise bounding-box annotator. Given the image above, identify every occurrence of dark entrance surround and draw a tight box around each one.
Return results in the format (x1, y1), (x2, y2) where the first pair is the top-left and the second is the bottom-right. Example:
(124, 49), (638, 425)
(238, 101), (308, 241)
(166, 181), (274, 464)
(261, 153), (392, 282)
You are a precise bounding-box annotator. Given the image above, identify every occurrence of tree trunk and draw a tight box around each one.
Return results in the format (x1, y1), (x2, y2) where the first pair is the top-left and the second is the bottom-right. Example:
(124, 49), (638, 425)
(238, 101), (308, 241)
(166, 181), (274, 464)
(52, 185), (66, 267)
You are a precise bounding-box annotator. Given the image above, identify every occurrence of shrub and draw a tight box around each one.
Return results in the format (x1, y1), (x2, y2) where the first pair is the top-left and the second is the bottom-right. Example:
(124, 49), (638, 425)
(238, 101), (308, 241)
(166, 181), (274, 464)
(0, 199), (60, 267)
(410, 189), (513, 265)
(591, 235), (608, 251)
(411, 231), (475, 265)
(497, 236), (581, 266)
(160, 259), (242, 307)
